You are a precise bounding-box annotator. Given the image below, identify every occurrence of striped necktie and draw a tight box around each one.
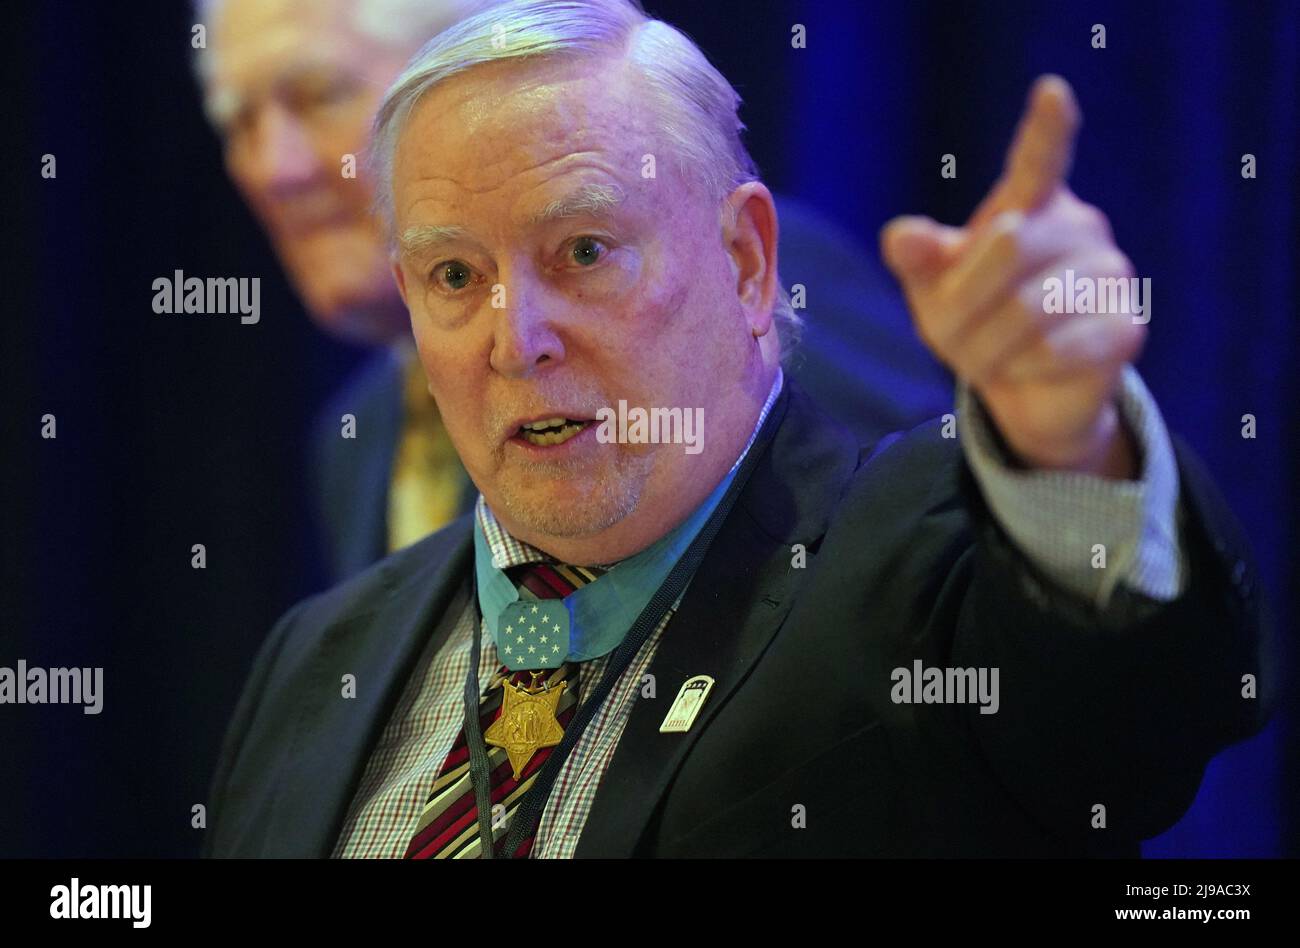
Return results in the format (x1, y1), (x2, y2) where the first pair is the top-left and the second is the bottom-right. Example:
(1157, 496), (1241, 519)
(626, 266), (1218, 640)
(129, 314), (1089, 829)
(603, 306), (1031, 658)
(404, 562), (603, 859)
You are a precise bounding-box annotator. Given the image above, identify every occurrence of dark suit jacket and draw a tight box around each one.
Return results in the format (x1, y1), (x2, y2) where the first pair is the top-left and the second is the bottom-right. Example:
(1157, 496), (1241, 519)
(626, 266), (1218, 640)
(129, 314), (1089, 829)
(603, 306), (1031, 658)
(207, 379), (1273, 857)
(310, 196), (952, 583)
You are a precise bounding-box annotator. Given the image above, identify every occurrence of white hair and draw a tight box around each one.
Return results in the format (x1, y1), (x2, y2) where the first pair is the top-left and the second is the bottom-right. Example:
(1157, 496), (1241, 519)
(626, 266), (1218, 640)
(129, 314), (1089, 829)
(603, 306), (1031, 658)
(370, 0), (802, 354)
(189, 0), (496, 106)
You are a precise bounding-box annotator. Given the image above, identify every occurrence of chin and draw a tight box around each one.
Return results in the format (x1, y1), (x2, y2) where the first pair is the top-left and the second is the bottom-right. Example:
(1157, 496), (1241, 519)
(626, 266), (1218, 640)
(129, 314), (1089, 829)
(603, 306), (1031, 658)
(283, 245), (401, 342)
(308, 303), (397, 345)
(495, 470), (643, 542)
(296, 280), (405, 345)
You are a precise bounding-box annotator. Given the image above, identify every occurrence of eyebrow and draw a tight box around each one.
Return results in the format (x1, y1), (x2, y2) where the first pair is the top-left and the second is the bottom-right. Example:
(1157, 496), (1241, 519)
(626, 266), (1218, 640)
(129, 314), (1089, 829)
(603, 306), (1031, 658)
(529, 182), (626, 225)
(205, 60), (357, 131)
(399, 224), (470, 256)
(398, 182), (627, 256)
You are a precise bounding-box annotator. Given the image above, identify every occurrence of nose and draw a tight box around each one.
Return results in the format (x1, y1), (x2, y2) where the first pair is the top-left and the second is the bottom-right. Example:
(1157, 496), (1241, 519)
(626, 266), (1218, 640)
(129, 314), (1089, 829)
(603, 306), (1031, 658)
(489, 270), (568, 379)
(240, 102), (323, 197)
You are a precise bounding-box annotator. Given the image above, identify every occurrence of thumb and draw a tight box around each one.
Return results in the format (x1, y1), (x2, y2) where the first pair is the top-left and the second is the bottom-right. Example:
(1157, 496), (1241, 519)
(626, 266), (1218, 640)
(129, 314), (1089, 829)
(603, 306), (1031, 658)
(880, 215), (965, 288)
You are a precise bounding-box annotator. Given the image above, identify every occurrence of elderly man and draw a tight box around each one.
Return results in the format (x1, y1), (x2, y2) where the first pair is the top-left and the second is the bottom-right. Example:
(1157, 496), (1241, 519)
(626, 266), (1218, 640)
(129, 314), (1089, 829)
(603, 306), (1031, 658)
(196, 0), (950, 583)
(203, 0), (1270, 858)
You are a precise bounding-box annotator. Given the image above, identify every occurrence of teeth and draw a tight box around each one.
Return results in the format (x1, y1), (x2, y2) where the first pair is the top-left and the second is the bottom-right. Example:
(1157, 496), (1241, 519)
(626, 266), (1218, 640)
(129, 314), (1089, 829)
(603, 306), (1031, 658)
(522, 417), (568, 431)
(520, 421), (586, 446)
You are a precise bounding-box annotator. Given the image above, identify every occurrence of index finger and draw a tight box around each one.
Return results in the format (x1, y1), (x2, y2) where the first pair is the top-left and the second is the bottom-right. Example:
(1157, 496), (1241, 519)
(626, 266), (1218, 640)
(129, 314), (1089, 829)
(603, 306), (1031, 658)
(968, 75), (1081, 231)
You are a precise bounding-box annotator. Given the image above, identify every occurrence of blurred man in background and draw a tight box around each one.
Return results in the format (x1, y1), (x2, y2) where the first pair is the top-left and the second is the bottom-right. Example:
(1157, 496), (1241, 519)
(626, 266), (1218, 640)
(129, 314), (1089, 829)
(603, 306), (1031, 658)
(196, 0), (489, 581)
(194, 0), (950, 583)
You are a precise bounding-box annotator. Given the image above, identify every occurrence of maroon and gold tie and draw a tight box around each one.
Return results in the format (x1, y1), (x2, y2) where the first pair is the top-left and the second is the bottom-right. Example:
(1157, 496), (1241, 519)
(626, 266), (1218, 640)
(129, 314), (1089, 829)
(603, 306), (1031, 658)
(404, 562), (601, 859)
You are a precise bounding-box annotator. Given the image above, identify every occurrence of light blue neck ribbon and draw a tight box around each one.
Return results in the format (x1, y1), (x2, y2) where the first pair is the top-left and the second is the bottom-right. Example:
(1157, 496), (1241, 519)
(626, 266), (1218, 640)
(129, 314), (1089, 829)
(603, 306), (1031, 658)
(474, 461), (740, 663)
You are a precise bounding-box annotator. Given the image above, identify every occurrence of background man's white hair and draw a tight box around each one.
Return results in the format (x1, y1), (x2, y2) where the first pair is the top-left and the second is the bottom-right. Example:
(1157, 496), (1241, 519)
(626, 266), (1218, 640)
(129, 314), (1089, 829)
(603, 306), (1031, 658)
(190, 0), (497, 117)
(371, 0), (803, 355)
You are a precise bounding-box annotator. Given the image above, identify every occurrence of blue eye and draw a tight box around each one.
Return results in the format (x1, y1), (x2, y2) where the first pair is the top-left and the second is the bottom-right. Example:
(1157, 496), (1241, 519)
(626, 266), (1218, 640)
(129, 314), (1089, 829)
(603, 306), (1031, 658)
(437, 261), (473, 290)
(571, 237), (604, 266)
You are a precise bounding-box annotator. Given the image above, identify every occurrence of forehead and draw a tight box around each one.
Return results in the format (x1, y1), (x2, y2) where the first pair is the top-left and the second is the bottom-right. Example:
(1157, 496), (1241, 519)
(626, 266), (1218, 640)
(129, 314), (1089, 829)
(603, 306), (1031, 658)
(208, 0), (379, 87)
(393, 55), (656, 210)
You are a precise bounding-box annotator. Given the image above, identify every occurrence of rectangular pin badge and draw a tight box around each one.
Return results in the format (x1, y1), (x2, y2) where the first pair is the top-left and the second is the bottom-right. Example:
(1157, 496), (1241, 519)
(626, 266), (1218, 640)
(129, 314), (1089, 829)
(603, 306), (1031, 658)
(659, 674), (715, 733)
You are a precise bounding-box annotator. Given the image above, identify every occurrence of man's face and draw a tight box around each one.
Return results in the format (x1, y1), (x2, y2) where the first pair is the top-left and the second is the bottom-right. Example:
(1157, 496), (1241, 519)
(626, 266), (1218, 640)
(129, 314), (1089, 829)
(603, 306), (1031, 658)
(206, 0), (414, 343)
(391, 55), (771, 561)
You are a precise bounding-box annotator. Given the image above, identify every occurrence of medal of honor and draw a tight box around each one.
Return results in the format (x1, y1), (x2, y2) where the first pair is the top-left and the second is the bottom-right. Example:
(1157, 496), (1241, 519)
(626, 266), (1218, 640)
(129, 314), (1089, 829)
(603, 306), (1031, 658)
(497, 600), (570, 670)
(485, 671), (568, 779)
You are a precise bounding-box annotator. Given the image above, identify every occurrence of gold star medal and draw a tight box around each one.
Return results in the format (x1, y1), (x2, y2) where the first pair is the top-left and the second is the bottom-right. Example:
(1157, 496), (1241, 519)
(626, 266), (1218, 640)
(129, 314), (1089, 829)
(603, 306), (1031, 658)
(484, 671), (568, 779)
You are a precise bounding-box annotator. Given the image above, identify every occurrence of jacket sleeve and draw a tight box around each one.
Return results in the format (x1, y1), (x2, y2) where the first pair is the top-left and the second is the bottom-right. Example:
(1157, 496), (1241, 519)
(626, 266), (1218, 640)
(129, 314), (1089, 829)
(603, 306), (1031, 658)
(945, 429), (1276, 848)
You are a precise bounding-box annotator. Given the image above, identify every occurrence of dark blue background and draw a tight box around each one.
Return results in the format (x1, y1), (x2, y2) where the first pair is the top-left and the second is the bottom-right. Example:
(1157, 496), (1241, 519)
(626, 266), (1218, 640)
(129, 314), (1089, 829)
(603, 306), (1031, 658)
(1, 0), (1294, 857)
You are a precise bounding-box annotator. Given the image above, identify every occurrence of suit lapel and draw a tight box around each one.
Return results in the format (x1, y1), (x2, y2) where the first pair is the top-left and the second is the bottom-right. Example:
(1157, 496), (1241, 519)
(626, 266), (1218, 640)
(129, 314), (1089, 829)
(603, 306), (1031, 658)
(575, 382), (860, 857)
(266, 517), (475, 857)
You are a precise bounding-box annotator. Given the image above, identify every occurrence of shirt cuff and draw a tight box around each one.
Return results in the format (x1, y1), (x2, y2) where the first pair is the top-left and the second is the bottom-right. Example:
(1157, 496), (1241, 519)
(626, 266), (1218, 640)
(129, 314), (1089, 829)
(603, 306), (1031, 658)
(956, 364), (1187, 610)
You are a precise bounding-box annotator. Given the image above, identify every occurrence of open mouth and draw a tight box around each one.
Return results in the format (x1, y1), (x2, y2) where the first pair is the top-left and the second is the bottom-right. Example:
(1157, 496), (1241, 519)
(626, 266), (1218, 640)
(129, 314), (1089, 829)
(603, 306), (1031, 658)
(516, 417), (592, 447)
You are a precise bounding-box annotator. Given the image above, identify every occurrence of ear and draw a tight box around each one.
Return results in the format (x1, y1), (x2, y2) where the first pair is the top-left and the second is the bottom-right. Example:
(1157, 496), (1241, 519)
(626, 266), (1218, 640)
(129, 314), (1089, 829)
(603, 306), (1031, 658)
(391, 254), (410, 309)
(721, 181), (779, 341)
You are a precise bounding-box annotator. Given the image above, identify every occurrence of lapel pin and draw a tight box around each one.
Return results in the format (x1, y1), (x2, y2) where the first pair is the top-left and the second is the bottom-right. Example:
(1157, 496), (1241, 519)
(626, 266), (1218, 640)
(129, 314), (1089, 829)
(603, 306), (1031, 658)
(659, 674), (715, 733)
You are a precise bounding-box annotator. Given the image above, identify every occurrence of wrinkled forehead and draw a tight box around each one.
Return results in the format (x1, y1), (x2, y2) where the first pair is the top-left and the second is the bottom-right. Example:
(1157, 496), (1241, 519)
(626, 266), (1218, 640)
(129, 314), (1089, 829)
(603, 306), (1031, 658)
(392, 56), (654, 205)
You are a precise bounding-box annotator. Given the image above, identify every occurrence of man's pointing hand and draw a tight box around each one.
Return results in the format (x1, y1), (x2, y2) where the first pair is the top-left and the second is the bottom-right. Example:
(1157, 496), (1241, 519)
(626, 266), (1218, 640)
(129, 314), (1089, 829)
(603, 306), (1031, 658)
(881, 75), (1145, 478)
